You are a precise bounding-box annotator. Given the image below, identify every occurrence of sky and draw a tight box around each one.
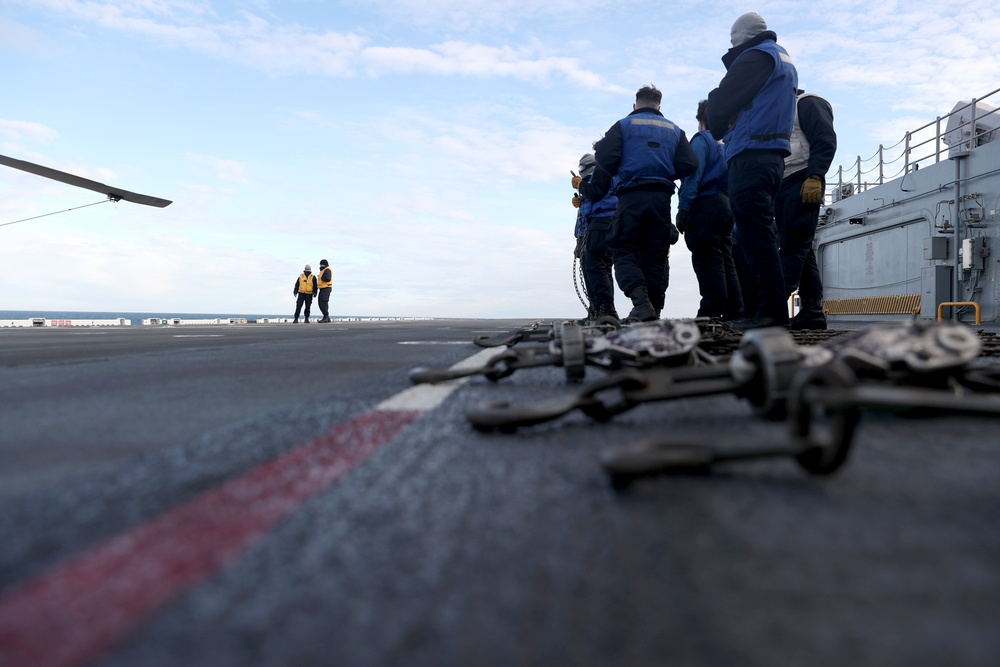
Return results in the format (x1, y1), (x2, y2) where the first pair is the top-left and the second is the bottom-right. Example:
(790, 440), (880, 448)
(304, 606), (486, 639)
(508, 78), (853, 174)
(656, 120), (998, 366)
(2, 0), (999, 319)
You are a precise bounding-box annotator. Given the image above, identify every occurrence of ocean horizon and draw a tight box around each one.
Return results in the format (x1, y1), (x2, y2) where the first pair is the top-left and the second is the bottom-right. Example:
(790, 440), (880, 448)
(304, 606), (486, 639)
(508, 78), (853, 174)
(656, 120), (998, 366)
(1, 309), (303, 325)
(0, 310), (452, 325)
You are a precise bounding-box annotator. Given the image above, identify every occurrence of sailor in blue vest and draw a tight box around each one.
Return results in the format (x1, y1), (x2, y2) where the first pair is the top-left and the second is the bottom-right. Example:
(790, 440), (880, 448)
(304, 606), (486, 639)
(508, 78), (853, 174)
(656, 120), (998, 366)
(596, 85), (698, 322)
(573, 146), (621, 323)
(707, 12), (798, 330)
(677, 100), (743, 320)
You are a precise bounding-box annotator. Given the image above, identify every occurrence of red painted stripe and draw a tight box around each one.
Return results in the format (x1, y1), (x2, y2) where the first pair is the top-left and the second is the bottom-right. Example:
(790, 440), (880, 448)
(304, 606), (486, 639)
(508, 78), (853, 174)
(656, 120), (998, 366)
(0, 409), (422, 667)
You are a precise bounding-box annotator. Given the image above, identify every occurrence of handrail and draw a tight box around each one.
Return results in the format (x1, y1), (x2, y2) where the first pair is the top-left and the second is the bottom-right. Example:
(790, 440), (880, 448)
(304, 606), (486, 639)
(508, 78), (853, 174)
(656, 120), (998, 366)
(827, 86), (1000, 202)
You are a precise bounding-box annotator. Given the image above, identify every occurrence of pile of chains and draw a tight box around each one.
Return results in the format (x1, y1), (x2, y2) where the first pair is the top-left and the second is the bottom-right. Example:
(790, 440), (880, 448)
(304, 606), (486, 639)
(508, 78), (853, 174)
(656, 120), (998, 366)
(409, 318), (1000, 487)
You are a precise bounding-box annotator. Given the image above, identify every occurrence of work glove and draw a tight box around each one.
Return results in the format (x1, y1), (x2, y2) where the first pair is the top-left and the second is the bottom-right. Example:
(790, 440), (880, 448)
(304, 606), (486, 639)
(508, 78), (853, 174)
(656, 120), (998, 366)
(574, 237), (584, 258)
(571, 175), (582, 189)
(675, 210), (689, 234)
(800, 175), (824, 204)
(572, 195), (581, 208)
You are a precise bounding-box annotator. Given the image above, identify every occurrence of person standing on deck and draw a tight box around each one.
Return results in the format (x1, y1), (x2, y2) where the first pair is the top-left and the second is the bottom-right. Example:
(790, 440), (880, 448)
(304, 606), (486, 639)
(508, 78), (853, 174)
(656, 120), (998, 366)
(596, 85), (698, 322)
(776, 90), (837, 330)
(707, 12), (798, 330)
(316, 259), (333, 323)
(574, 145), (621, 324)
(293, 264), (317, 323)
(676, 99), (743, 320)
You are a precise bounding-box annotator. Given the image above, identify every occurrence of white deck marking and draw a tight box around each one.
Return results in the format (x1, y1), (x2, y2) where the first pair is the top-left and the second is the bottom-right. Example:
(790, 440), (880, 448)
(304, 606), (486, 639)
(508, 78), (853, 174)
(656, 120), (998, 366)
(377, 347), (505, 412)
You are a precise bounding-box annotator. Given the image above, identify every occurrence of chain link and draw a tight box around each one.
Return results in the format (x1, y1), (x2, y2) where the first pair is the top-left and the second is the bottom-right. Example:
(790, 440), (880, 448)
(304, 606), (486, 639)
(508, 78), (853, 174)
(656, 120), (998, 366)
(454, 319), (1000, 484)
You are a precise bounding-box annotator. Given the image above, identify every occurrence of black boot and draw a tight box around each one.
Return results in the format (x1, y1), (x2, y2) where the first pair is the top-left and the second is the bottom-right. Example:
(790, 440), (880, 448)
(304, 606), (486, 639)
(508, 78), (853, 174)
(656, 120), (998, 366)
(790, 294), (827, 330)
(593, 301), (621, 327)
(625, 286), (657, 323)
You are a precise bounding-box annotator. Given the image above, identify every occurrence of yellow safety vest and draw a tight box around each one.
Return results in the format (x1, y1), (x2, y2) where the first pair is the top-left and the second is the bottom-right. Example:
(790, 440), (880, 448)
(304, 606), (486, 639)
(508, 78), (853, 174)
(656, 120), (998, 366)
(317, 266), (333, 289)
(298, 273), (315, 294)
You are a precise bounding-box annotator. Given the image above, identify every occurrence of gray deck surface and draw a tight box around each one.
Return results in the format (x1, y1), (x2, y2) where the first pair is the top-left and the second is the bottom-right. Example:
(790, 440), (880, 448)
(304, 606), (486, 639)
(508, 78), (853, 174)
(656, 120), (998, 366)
(1, 320), (997, 667)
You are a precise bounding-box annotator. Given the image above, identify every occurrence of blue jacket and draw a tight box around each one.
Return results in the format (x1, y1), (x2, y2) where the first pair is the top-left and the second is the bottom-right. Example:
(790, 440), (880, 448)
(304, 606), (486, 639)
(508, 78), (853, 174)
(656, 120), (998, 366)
(596, 107), (698, 195)
(576, 172), (618, 237)
(580, 174), (618, 220)
(678, 130), (728, 212)
(707, 32), (798, 160)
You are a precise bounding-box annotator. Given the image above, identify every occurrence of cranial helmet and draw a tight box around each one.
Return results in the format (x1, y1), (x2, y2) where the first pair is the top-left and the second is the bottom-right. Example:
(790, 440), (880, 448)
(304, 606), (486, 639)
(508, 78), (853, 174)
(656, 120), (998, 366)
(579, 153), (597, 179)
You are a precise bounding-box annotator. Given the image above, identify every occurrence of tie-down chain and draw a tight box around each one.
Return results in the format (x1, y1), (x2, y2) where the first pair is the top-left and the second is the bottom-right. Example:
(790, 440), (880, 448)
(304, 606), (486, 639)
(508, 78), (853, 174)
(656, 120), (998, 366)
(465, 325), (800, 430)
(463, 320), (1000, 483)
(472, 321), (572, 348)
(410, 319), (727, 385)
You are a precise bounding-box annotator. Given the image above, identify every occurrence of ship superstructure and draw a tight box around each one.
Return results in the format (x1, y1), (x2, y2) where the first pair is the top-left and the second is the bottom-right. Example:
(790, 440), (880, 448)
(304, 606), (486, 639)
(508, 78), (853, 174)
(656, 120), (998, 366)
(817, 87), (1000, 325)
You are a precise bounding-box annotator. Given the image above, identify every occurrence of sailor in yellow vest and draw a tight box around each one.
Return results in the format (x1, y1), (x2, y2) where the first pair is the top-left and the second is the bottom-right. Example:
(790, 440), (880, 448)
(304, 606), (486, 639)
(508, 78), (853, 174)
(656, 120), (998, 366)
(292, 264), (318, 323)
(316, 259), (332, 323)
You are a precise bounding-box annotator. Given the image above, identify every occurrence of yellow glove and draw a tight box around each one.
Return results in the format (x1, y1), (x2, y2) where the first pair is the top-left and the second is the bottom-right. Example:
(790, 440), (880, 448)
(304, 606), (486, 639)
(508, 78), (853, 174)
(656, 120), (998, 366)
(571, 175), (582, 189)
(800, 175), (824, 204)
(572, 195), (581, 208)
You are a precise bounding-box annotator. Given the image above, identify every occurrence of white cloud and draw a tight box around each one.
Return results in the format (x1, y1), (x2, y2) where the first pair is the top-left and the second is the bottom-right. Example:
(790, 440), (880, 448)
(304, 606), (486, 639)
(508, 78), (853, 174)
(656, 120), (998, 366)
(9, 0), (617, 87)
(0, 120), (60, 144)
(360, 42), (624, 91)
(186, 153), (251, 184)
(337, 0), (620, 33)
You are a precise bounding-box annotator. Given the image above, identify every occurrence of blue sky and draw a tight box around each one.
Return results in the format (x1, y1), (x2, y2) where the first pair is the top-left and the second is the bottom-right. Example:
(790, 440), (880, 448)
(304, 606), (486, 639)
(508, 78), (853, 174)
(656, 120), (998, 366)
(2, 0), (998, 318)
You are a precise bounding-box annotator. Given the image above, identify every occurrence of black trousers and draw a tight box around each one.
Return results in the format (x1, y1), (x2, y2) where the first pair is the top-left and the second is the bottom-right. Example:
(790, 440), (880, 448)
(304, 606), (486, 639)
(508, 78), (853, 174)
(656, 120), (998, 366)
(294, 293), (313, 320)
(683, 192), (743, 319)
(775, 170), (824, 315)
(582, 216), (615, 309)
(728, 150), (787, 323)
(317, 288), (331, 318)
(607, 188), (677, 309)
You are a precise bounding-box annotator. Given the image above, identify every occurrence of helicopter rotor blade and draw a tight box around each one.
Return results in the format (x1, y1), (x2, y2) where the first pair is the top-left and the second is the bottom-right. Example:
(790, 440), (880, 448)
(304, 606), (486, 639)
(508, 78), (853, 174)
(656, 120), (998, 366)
(0, 153), (172, 208)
